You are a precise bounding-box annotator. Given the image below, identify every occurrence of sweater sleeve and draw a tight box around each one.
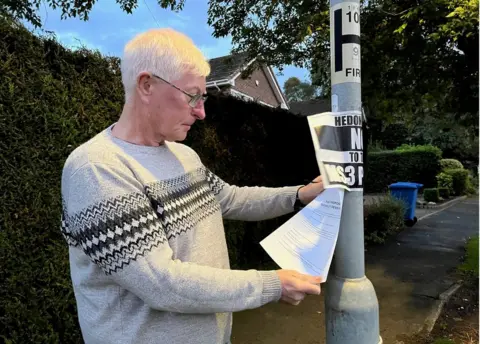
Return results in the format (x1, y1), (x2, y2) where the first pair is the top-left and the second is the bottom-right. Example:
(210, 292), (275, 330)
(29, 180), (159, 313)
(62, 162), (282, 314)
(204, 166), (303, 221)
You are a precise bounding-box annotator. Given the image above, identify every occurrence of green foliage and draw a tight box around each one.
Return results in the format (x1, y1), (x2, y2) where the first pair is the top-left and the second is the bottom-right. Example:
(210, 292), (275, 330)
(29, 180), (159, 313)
(364, 195), (405, 244)
(438, 187), (450, 199)
(424, 188), (440, 202)
(444, 168), (469, 195)
(372, 123), (409, 150)
(1, 0), (185, 28)
(0, 16), (126, 343)
(466, 172), (479, 195)
(436, 172), (454, 193)
(208, 0), (330, 79)
(458, 236), (479, 278)
(365, 149), (442, 193)
(406, 115), (478, 165)
(395, 144), (442, 157)
(440, 158), (464, 170)
(207, 0), (479, 129)
(283, 77), (321, 102)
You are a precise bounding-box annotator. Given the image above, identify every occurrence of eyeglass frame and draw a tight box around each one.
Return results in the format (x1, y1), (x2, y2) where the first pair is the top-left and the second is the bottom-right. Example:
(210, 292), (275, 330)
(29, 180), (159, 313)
(149, 73), (208, 108)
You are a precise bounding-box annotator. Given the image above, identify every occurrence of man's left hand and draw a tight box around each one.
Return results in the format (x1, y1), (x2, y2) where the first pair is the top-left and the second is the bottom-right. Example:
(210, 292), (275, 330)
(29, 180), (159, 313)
(298, 176), (325, 205)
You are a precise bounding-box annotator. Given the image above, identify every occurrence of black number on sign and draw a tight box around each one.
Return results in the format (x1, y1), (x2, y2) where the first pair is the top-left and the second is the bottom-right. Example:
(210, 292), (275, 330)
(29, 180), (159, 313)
(346, 11), (359, 23)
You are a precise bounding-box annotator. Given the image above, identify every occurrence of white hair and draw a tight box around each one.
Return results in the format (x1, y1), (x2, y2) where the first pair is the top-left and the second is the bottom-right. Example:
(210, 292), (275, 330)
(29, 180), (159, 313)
(120, 28), (211, 103)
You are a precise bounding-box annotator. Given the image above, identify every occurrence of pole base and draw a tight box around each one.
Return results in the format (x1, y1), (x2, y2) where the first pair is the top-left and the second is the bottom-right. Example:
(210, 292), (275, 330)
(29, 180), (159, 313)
(325, 274), (380, 343)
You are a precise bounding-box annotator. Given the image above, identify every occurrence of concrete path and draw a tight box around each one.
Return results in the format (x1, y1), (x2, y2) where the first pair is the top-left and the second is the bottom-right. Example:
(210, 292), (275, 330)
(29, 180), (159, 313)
(230, 197), (479, 343)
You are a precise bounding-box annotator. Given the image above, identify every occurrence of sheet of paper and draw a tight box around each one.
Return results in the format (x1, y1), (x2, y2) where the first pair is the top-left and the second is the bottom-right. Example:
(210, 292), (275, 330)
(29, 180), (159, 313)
(307, 110), (364, 191)
(260, 188), (344, 281)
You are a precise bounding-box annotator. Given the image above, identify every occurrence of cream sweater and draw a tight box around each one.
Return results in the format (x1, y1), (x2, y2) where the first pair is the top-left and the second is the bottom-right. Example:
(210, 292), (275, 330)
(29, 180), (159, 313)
(60, 124), (300, 344)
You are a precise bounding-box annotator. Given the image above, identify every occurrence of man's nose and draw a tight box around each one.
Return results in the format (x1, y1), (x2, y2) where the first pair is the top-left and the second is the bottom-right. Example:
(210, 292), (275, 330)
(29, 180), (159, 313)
(192, 103), (206, 120)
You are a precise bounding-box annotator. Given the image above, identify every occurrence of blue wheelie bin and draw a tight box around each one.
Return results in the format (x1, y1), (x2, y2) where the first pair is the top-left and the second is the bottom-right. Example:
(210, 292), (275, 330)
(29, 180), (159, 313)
(388, 182), (423, 227)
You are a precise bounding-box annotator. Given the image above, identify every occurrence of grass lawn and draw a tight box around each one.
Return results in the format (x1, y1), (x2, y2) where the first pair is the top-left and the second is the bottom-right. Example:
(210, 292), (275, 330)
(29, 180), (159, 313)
(458, 236), (479, 277)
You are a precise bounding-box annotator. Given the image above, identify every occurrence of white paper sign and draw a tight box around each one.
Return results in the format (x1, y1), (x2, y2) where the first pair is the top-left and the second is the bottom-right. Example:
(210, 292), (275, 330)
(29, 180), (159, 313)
(260, 188), (344, 281)
(307, 111), (364, 191)
(330, 2), (361, 85)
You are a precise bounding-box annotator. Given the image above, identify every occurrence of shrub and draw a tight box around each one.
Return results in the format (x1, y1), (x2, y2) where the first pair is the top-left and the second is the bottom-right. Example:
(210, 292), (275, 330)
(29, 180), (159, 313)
(466, 171), (479, 195)
(364, 195), (405, 244)
(395, 143), (442, 157)
(365, 146), (442, 193)
(436, 172), (454, 194)
(438, 187), (450, 199)
(440, 158), (464, 171)
(444, 168), (469, 195)
(424, 188), (440, 202)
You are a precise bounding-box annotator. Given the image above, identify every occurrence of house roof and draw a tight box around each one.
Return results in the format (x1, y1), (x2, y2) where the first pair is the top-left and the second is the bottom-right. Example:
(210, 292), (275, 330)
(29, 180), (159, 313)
(206, 52), (290, 109)
(288, 98), (331, 116)
(206, 52), (251, 82)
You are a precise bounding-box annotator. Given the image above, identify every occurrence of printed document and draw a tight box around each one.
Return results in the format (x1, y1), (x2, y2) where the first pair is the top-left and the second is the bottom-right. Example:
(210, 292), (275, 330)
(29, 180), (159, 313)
(260, 187), (344, 281)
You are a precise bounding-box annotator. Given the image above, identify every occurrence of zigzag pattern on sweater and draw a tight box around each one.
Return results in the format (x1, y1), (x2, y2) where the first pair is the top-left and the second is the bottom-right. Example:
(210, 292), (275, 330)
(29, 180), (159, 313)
(63, 191), (168, 274)
(61, 166), (227, 275)
(205, 167), (225, 196)
(61, 200), (78, 247)
(144, 167), (223, 239)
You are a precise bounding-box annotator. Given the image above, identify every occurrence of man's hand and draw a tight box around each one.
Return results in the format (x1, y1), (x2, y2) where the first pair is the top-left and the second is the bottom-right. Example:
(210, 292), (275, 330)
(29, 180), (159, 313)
(276, 270), (322, 305)
(298, 175), (325, 205)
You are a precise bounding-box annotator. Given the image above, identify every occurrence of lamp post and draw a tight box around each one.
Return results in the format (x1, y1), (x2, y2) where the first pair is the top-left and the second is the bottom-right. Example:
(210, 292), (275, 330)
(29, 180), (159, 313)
(324, 0), (382, 343)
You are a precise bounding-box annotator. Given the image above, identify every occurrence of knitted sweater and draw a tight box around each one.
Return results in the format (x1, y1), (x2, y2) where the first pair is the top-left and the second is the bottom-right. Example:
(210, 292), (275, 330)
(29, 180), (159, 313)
(60, 124), (300, 344)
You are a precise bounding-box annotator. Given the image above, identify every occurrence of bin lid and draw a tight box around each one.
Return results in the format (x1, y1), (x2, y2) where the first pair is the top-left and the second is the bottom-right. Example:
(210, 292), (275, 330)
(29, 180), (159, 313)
(389, 182), (424, 189)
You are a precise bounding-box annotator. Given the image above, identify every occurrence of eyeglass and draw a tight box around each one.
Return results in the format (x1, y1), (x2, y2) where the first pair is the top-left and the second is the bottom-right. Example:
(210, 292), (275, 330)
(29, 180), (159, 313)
(150, 73), (208, 108)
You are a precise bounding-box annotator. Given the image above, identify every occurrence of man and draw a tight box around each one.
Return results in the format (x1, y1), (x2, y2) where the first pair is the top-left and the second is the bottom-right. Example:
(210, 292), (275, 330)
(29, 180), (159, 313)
(60, 28), (325, 344)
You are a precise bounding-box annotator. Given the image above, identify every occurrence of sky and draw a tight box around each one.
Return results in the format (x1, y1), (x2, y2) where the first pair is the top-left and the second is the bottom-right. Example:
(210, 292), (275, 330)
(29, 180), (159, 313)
(26, 0), (310, 90)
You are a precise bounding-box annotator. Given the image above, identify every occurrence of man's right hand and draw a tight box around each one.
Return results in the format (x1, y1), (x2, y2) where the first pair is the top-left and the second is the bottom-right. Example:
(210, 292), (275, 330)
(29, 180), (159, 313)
(276, 270), (322, 305)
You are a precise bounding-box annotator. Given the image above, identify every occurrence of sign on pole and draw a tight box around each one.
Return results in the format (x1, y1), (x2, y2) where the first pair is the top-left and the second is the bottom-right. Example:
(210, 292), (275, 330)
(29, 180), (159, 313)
(330, 2), (361, 86)
(308, 111), (363, 191)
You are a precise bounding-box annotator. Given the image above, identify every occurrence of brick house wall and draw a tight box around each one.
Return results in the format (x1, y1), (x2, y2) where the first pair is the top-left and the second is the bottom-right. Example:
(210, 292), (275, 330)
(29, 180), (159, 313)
(232, 66), (284, 107)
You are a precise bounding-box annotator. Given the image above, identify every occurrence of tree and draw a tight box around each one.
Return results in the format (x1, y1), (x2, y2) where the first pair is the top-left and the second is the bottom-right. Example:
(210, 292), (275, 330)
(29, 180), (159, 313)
(283, 77), (320, 102)
(0, 0), (185, 28)
(3, 0), (477, 128)
(207, 0), (479, 128)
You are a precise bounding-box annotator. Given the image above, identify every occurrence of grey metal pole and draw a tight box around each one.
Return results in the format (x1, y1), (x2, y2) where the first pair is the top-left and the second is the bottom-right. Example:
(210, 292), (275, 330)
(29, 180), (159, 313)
(325, 0), (382, 343)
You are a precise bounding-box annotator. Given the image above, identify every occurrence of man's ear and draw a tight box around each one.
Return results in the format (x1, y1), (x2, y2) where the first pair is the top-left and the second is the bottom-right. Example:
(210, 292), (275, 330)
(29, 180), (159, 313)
(136, 72), (153, 102)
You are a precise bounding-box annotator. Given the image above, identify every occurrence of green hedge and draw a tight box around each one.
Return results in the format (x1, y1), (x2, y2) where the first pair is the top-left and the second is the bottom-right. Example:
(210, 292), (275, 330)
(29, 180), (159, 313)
(424, 188), (440, 202)
(0, 17), (124, 344)
(438, 187), (450, 199)
(364, 146), (442, 193)
(440, 158), (464, 171)
(364, 195), (405, 244)
(444, 168), (469, 195)
(436, 172), (454, 194)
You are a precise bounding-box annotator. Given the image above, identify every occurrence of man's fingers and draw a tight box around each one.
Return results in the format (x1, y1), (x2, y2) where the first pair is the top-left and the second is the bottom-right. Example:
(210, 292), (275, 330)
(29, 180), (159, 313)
(292, 272), (323, 285)
(292, 278), (321, 295)
(308, 275), (323, 284)
(289, 291), (306, 301)
(281, 295), (302, 306)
